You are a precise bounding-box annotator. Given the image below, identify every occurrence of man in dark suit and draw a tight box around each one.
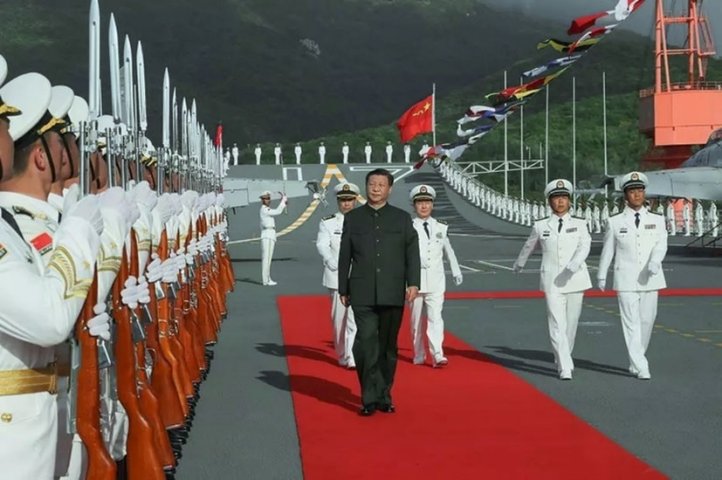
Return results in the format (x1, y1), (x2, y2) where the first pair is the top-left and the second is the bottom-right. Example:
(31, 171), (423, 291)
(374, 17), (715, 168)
(338, 168), (420, 416)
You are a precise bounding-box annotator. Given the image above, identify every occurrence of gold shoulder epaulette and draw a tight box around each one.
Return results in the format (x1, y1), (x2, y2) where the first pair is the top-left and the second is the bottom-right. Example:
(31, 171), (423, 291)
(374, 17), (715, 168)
(436, 219), (447, 225)
(322, 214), (336, 221)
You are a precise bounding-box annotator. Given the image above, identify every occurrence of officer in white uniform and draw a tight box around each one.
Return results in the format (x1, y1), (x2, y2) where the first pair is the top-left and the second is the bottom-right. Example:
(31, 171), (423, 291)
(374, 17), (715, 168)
(513, 179), (592, 380)
(709, 202), (718, 237)
(259, 190), (288, 286)
(409, 185), (463, 367)
(274, 143), (282, 166)
(601, 201), (610, 231)
(666, 199), (676, 235)
(294, 143), (302, 165)
(0, 68), (111, 480)
(232, 143), (239, 165)
(318, 141), (326, 164)
(364, 142), (372, 163)
(341, 142), (350, 164)
(403, 144), (411, 163)
(682, 198), (691, 236)
(385, 141), (393, 163)
(254, 143), (262, 165)
(224, 148), (231, 167)
(315, 182), (359, 368)
(598, 171), (667, 380)
(695, 200), (704, 236)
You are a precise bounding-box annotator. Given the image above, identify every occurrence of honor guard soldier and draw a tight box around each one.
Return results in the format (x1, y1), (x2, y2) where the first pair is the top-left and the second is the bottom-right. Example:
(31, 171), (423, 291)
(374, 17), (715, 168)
(0, 68), (110, 480)
(598, 172), (667, 380)
(709, 201), (718, 236)
(385, 141), (393, 163)
(316, 182), (360, 368)
(254, 143), (262, 165)
(408, 185), (462, 367)
(232, 142), (239, 165)
(682, 198), (691, 236)
(403, 144), (411, 163)
(318, 141), (326, 164)
(342, 141), (350, 164)
(294, 142), (302, 165)
(274, 143), (282, 166)
(695, 200), (705, 236)
(513, 179), (592, 380)
(259, 190), (287, 286)
(666, 199), (676, 235)
(364, 141), (372, 163)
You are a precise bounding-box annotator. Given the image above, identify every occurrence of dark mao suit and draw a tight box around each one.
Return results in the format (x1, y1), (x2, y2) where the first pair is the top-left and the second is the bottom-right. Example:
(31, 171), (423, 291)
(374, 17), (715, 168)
(338, 203), (420, 407)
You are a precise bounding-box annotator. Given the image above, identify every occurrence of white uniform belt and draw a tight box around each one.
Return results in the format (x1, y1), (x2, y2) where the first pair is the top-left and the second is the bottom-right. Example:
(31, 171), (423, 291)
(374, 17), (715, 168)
(0, 362), (70, 396)
(262, 227), (275, 230)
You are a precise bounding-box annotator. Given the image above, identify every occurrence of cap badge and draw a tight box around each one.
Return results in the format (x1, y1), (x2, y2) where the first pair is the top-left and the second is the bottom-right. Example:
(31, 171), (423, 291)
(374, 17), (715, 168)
(343, 184), (350, 191)
(556, 180), (564, 188)
(631, 172), (639, 180)
(420, 186), (427, 193)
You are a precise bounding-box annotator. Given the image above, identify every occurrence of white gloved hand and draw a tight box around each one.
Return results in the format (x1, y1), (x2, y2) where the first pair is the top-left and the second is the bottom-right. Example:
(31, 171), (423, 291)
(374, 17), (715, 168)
(99, 187), (135, 232)
(182, 190), (199, 212)
(565, 260), (581, 273)
(598, 278), (606, 291)
(87, 302), (111, 341)
(121, 276), (140, 309)
(454, 274), (463, 286)
(131, 181), (158, 210)
(161, 256), (179, 283)
(125, 196), (141, 230)
(512, 262), (523, 273)
(136, 275), (151, 305)
(152, 194), (174, 226)
(61, 183), (80, 215)
(647, 261), (661, 275)
(145, 254), (163, 283)
(65, 194), (103, 235)
(188, 239), (198, 256)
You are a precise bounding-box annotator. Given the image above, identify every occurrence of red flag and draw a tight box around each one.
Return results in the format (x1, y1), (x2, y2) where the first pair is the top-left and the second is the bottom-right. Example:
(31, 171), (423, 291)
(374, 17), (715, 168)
(214, 122), (223, 148)
(567, 11), (608, 35)
(396, 95), (433, 143)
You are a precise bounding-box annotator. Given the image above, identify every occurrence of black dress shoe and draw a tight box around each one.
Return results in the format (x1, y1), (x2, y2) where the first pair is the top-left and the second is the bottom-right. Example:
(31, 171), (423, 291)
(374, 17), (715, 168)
(377, 403), (395, 413)
(358, 405), (376, 416)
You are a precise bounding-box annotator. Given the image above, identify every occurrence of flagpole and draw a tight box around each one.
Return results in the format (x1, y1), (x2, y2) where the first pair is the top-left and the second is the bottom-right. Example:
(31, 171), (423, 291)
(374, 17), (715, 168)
(503, 70), (508, 197)
(432, 82), (437, 147)
(602, 70), (608, 198)
(572, 76), (577, 211)
(519, 76), (524, 201)
(545, 84), (550, 185)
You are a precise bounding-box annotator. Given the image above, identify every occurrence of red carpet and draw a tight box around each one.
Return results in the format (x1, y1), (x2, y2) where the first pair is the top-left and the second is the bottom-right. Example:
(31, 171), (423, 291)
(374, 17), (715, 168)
(278, 295), (666, 480)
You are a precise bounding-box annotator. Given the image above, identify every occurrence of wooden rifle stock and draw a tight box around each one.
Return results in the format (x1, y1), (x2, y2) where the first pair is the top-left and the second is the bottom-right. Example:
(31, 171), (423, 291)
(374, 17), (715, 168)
(75, 272), (117, 480)
(129, 232), (176, 470)
(113, 245), (164, 480)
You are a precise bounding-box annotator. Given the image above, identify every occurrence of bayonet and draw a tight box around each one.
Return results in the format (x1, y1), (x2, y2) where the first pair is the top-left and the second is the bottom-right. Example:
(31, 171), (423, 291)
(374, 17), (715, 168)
(108, 14), (121, 121)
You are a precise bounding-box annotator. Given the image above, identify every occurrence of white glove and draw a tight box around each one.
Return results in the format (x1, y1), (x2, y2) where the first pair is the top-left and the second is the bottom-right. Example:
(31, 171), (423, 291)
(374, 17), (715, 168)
(647, 261), (661, 275)
(454, 274), (463, 286)
(145, 254), (163, 283)
(598, 278), (606, 291)
(99, 187), (136, 232)
(512, 262), (523, 273)
(136, 276), (151, 305)
(121, 276), (140, 309)
(61, 183), (80, 215)
(131, 181), (157, 210)
(87, 302), (111, 341)
(182, 190), (199, 212)
(125, 196), (141, 230)
(161, 256), (179, 283)
(65, 194), (103, 235)
(325, 258), (338, 271)
(152, 194), (174, 226)
(565, 260), (581, 273)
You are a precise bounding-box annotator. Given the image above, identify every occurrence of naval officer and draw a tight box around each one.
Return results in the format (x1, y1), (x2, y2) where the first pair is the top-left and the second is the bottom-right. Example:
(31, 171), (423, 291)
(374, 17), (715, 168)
(259, 190), (288, 286)
(513, 179), (592, 380)
(408, 185), (462, 367)
(598, 171), (667, 380)
(316, 182), (360, 369)
(338, 168), (420, 416)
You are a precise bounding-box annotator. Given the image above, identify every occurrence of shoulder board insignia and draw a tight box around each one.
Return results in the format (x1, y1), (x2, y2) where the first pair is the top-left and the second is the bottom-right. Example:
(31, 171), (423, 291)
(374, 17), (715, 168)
(436, 219), (448, 225)
(30, 232), (53, 256)
(11, 206), (34, 218)
(572, 216), (585, 220)
(322, 214), (336, 221)
(649, 211), (663, 216)
(537, 216), (549, 222)
(0, 244), (6, 261)
(610, 212), (622, 217)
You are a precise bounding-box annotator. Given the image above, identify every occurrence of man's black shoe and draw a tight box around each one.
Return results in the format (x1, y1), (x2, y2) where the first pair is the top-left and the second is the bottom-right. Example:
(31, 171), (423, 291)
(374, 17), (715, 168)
(358, 405), (376, 416)
(377, 403), (395, 413)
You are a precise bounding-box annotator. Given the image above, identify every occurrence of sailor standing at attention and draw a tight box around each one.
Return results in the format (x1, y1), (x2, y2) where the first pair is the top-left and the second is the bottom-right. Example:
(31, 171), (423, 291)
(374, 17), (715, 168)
(513, 179), (592, 380)
(259, 190), (287, 286)
(598, 172), (667, 380)
(408, 185), (462, 367)
(316, 182), (360, 369)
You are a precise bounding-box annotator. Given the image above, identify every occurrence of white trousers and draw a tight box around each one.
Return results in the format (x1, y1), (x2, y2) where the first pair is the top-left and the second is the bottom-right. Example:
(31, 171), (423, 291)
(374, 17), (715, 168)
(544, 291), (584, 373)
(617, 290), (658, 374)
(329, 289), (357, 365)
(261, 238), (276, 284)
(410, 291), (445, 362)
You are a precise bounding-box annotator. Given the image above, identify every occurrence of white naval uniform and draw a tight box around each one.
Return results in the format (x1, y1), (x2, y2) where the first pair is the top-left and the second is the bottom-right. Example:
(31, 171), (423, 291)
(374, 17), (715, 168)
(0, 209), (99, 480)
(514, 214), (592, 374)
(598, 207), (667, 376)
(260, 197), (287, 284)
(315, 212), (357, 366)
(410, 217), (461, 364)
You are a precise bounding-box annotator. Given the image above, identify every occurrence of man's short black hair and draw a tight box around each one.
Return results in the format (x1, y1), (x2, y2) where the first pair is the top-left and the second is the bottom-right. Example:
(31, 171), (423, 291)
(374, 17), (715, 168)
(365, 168), (394, 186)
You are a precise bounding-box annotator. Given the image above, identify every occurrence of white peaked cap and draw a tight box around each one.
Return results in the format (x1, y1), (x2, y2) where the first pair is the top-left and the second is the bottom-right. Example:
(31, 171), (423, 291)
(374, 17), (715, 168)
(0, 72), (53, 142)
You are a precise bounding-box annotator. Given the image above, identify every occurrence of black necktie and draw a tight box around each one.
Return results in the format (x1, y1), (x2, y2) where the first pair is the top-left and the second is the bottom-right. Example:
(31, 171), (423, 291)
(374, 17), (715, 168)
(1, 207), (23, 238)
(558, 218), (563, 233)
(635, 212), (640, 228)
(423, 221), (430, 238)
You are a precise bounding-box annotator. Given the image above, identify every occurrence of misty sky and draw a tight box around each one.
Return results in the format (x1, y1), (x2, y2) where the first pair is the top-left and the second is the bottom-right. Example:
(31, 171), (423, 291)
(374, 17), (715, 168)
(484, 0), (721, 54)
